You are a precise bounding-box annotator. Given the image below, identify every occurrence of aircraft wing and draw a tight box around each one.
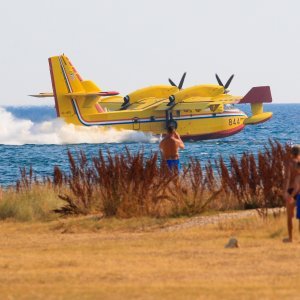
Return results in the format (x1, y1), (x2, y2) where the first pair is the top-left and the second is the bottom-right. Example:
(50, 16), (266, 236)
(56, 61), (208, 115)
(155, 101), (221, 111)
(172, 102), (212, 111)
(209, 94), (242, 103)
(155, 94), (242, 111)
(179, 96), (212, 102)
(155, 102), (171, 111)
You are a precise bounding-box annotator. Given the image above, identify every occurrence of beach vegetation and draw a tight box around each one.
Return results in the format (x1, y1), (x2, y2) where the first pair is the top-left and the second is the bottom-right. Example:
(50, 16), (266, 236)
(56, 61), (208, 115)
(54, 140), (289, 218)
(0, 140), (289, 221)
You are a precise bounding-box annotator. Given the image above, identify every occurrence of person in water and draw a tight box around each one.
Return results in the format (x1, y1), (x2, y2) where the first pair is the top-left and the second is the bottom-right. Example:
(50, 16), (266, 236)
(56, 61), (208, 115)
(283, 145), (300, 243)
(159, 125), (185, 171)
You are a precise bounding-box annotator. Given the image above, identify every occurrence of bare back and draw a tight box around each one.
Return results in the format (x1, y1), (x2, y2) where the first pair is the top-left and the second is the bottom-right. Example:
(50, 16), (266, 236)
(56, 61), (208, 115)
(286, 160), (300, 189)
(291, 174), (300, 197)
(160, 136), (181, 160)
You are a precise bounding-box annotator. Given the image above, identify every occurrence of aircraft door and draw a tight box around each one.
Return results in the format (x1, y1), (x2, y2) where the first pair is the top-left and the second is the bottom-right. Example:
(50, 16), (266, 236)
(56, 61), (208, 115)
(132, 117), (140, 130)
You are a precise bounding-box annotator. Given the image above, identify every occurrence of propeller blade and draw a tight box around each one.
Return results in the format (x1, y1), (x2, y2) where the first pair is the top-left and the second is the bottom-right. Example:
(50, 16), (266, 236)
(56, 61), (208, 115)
(224, 74), (234, 89)
(178, 72), (187, 89)
(215, 73), (224, 87)
(168, 78), (177, 87)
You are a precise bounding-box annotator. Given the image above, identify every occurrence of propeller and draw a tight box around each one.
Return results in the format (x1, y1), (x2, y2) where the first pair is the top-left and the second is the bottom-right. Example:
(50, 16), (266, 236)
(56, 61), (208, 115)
(215, 74), (234, 93)
(168, 72), (187, 90)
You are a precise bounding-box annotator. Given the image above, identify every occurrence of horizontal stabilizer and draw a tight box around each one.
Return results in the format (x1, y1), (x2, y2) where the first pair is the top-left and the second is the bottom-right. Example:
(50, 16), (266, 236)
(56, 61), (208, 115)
(29, 93), (54, 98)
(239, 86), (272, 104)
(65, 91), (119, 97)
(30, 91), (119, 98)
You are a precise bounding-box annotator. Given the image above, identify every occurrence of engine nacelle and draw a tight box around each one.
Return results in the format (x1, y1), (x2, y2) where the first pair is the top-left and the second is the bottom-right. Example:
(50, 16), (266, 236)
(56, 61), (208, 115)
(126, 85), (179, 104)
(170, 84), (224, 103)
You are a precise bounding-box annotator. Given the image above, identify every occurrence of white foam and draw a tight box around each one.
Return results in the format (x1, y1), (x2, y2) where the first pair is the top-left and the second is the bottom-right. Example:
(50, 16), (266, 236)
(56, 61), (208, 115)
(0, 107), (159, 145)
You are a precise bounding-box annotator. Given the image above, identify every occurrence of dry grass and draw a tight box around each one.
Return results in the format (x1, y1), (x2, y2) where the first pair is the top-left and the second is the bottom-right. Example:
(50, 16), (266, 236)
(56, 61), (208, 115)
(0, 213), (299, 300)
(0, 185), (62, 222)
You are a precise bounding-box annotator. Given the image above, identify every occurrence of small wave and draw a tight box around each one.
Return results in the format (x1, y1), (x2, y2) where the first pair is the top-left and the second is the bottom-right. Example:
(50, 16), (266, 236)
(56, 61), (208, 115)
(0, 107), (158, 145)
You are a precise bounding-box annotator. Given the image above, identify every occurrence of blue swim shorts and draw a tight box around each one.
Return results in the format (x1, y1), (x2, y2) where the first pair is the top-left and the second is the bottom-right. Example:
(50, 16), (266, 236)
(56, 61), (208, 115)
(296, 194), (300, 219)
(166, 159), (181, 171)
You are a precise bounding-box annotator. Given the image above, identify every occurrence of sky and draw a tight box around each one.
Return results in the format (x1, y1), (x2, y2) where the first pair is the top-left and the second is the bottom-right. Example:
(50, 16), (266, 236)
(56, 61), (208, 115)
(0, 0), (300, 106)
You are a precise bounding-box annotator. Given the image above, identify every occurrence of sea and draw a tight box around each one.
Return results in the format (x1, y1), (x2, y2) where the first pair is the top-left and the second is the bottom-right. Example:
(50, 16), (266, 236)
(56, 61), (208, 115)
(0, 104), (299, 186)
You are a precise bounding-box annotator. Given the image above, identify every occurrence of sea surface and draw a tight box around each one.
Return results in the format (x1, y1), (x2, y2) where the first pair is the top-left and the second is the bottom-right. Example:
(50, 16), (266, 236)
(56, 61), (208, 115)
(0, 104), (299, 186)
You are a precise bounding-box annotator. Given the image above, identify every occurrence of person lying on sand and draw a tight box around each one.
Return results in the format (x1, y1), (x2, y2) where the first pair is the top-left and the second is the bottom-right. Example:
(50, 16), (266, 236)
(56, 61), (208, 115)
(283, 145), (300, 243)
(159, 125), (185, 171)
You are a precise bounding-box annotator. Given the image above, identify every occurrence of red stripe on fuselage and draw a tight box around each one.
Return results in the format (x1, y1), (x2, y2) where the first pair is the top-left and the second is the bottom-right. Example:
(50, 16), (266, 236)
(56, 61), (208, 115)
(181, 124), (245, 141)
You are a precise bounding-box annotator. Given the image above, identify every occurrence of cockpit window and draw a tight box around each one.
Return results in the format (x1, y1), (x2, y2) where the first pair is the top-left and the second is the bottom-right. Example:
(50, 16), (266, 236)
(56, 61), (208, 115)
(224, 104), (235, 110)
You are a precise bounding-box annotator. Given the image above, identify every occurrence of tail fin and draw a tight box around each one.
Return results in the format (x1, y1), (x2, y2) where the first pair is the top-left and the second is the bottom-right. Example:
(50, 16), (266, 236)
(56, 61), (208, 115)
(239, 86), (273, 125)
(239, 86), (272, 104)
(48, 54), (103, 121)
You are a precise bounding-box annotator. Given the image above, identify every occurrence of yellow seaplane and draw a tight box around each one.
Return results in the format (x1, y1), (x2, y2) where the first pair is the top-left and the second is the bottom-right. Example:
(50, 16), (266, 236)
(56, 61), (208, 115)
(31, 54), (273, 140)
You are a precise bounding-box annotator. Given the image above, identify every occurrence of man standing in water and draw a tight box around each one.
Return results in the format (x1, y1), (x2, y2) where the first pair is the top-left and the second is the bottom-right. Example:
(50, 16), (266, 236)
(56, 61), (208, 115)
(283, 145), (300, 243)
(159, 125), (185, 171)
